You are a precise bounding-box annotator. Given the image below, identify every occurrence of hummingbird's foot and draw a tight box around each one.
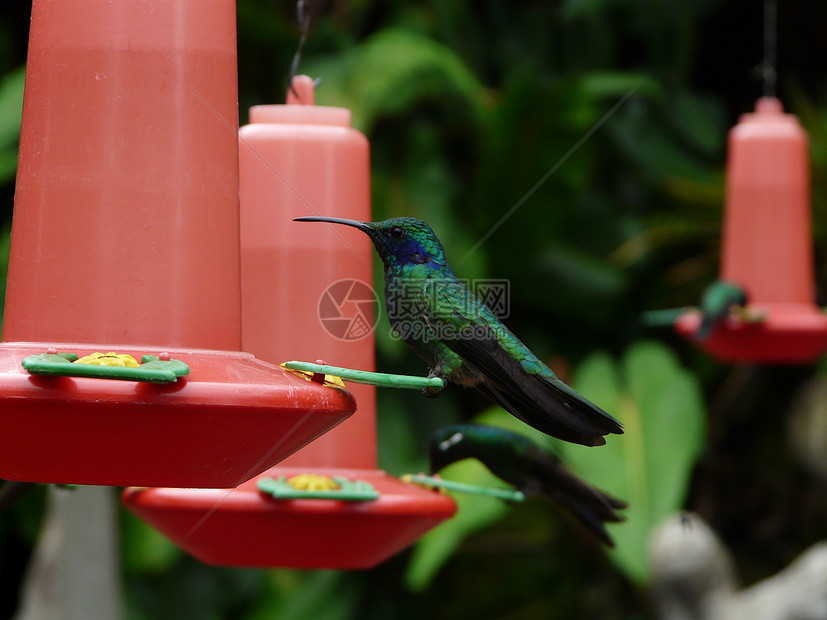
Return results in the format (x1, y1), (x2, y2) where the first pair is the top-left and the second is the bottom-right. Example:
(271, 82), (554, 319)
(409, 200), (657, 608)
(422, 372), (444, 398)
(422, 384), (443, 399)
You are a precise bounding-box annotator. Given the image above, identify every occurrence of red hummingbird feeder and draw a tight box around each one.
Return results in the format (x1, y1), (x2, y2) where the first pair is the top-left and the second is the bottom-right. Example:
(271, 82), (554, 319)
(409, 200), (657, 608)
(122, 76), (456, 569)
(673, 97), (827, 363)
(0, 1), (354, 487)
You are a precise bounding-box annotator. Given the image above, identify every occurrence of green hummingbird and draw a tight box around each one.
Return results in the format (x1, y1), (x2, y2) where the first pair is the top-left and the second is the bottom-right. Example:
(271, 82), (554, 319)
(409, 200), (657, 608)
(430, 423), (626, 545)
(696, 280), (748, 340)
(294, 216), (622, 447)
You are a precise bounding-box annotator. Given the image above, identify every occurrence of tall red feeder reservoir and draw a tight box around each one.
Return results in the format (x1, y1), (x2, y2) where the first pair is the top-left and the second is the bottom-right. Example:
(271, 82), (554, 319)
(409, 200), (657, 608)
(675, 97), (827, 363)
(123, 77), (456, 569)
(0, 1), (354, 487)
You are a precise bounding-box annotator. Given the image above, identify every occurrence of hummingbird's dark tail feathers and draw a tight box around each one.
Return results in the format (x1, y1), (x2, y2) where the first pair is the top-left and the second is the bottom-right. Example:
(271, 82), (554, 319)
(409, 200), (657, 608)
(534, 455), (627, 546)
(478, 380), (609, 446)
(444, 331), (621, 446)
(542, 376), (624, 437)
(442, 322), (622, 446)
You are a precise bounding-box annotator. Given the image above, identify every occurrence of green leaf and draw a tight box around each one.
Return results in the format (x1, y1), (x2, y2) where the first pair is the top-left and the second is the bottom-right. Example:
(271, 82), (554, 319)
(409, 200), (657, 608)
(309, 28), (486, 133)
(527, 244), (629, 330)
(560, 0), (616, 19)
(567, 340), (706, 582)
(0, 65), (24, 185)
(578, 71), (663, 101)
(121, 511), (182, 573)
(667, 89), (726, 157)
(0, 65), (24, 148)
(0, 150), (18, 183)
(246, 571), (359, 620)
(609, 101), (718, 182)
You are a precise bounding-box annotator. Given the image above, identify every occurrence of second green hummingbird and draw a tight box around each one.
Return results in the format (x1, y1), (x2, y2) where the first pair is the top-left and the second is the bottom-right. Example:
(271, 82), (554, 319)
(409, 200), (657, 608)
(295, 216), (622, 447)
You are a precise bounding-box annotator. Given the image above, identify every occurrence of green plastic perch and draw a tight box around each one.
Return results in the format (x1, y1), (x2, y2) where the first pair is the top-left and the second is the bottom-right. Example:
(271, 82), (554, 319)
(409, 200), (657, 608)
(640, 308), (690, 327)
(283, 361), (446, 391)
(404, 474), (525, 503)
(641, 306), (767, 328)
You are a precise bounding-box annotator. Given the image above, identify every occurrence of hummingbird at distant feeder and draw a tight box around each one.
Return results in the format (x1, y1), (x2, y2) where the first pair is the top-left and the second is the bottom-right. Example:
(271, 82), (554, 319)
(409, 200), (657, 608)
(696, 280), (748, 340)
(295, 216), (622, 447)
(429, 423), (626, 545)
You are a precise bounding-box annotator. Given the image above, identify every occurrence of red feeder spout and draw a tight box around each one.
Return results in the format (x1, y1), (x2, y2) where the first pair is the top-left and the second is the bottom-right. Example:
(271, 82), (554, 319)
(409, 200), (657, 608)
(675, 97), (827, 363)
(123, 76), (456, 569)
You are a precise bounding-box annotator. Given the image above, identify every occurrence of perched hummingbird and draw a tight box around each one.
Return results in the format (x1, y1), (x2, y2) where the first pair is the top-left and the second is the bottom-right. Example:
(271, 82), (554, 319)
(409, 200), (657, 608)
(295, 216), (622, 447)
(696, 280), (748, 340)
(430, 423), (626, 545)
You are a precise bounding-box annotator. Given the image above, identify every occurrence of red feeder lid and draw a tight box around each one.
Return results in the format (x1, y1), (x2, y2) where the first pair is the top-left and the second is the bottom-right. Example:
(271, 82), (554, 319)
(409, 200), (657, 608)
(675, 98), (827, 363)
(122, 467), (456, 569)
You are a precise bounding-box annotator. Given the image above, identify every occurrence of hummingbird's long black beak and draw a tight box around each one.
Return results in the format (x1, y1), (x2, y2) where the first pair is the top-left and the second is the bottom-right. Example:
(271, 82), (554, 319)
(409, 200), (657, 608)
(293, 216), (372, 232)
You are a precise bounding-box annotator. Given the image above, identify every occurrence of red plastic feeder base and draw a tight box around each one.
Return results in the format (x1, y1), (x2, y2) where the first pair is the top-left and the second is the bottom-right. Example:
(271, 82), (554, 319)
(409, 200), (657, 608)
(0, 342), (355, 487)
(122, 467), (457, 569)
(674, 304), (827, 363)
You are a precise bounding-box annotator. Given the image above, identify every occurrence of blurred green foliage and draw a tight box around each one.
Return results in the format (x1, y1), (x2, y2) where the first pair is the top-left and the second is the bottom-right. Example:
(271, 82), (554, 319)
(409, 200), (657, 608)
(0, 66), (24, 185)
(2, 1), (827, 618)
(569, 341), (706, 581)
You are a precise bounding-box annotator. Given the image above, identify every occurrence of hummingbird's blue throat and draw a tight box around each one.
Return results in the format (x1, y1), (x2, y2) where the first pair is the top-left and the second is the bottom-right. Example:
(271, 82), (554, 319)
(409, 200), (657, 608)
(414, 253), (441, 268)
(395, 240), (437, 266)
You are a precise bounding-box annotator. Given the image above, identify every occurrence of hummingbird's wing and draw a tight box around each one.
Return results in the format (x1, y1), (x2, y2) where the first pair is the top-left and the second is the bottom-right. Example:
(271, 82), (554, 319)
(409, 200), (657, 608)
(422, 278), (622, 446)
(523, 444), (626, 546)
(476, 380), (610, 446)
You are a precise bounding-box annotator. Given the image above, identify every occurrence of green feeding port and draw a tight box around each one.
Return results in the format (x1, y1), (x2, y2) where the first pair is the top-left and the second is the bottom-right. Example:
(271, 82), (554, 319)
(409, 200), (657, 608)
(258, 476), (381, 502)
(282, 360), (446, 390)
(21, 352), (190, 383)
(404, 474), (525, 504)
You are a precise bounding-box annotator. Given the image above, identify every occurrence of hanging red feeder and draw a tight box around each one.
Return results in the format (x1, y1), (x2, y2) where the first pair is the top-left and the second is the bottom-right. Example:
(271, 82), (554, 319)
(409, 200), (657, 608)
(122, 76), (456, 569)
(0, 1), (354, 487)
(674, 97), (827, 363)
(122, 468), (454, 569)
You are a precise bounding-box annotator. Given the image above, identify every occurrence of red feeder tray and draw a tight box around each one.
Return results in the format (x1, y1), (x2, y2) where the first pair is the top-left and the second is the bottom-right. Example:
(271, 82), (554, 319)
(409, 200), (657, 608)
(122, 467), (456, 569)
(0, 342), (354, 487)
(674, 98), (827, 363)
(674, 304), (827, 364)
